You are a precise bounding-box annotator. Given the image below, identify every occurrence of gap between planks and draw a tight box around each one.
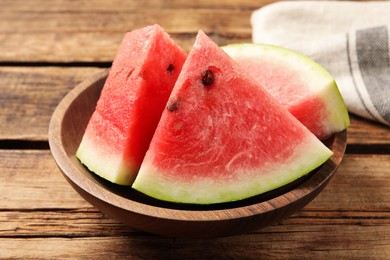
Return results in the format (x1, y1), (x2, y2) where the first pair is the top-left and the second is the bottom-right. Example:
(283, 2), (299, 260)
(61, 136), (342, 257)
(0, 61), (112, 68)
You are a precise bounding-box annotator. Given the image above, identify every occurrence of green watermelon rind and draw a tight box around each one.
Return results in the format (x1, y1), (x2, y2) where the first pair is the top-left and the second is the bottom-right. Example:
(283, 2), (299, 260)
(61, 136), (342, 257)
(76, 135), (135, 185)
(132, 136), (333, 204)
(221, 43), (350, 138)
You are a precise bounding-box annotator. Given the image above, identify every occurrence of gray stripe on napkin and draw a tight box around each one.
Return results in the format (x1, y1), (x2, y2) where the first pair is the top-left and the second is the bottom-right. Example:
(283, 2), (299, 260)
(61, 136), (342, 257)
(356, 26), (390, 123)
(346, 35), (376, 119)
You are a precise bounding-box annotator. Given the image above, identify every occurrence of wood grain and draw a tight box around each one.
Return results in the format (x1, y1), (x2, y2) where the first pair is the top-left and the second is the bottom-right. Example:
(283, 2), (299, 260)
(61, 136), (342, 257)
(0, 67), (103, 140)
(347, 115), (390, 145)
(1, 224), (390, 259)
(0, 0), (256, 62)
(0, 32), (249, 63)
(0, 0), (383, 64)
(0, 150), (89, 209)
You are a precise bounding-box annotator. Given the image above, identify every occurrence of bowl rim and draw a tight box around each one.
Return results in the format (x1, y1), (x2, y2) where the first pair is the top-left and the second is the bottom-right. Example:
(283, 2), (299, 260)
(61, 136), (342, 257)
(48, 70), (347, 222)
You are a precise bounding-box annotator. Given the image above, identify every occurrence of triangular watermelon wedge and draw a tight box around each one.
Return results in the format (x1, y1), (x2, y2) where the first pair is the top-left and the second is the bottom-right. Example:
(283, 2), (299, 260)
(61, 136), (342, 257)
(132, 30), (333, 204)
(76, 25), (187, 185)
(222, 43), (350, 140)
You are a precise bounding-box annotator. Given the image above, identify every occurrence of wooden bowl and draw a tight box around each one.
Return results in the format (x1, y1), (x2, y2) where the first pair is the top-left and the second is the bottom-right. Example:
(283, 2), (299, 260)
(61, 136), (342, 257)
(49, 70), (347, 238)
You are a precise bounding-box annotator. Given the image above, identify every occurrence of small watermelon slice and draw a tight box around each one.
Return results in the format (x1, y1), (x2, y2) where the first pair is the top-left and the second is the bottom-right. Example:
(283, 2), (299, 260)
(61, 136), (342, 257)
(222, 43), (350, 140)
(132, 30), (333, 204)
(76, 25), (187, 185)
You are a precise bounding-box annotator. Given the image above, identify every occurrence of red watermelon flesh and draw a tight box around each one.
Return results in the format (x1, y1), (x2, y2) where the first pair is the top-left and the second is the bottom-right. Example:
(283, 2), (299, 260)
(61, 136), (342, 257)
(76, 25), (187, 185)
(222, 44), (350, 140)
(132, 30), (333, 204)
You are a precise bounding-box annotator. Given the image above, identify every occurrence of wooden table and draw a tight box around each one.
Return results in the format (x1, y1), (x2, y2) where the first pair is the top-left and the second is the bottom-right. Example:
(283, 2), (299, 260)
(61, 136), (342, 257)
(1, 0), (389, 258)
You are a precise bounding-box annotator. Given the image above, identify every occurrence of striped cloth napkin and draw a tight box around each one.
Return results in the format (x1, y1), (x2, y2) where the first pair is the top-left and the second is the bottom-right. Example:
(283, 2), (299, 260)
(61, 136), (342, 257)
(251, 1), (390, 126)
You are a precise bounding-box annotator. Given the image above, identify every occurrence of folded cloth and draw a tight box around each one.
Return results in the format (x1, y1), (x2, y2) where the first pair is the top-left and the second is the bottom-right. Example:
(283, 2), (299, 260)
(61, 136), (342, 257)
(251, 1), (390, 126)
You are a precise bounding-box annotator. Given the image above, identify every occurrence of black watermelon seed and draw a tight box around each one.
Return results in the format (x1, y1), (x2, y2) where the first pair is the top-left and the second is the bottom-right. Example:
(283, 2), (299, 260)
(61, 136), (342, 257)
(167, 101), (179, 112)
(167, 64), (174, 73)
(202, 69), (214, 86)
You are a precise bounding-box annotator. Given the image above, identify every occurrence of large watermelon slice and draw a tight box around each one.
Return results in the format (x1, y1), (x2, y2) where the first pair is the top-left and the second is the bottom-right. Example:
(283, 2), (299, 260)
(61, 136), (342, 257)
(132, 30), (333, 204)
(76, 25), (187, 185)
(222, 43), (350, 140)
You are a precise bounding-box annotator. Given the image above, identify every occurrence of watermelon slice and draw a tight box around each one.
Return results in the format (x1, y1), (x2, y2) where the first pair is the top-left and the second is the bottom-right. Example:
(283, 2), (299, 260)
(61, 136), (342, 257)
(132, 30), (333, 204)
(76, 25), (187, 185)
(222, 43), (350, 140)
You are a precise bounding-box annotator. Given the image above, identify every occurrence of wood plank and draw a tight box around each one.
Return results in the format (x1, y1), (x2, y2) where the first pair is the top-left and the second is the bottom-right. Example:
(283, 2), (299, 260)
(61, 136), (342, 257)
(3, 0), (376, 63)
(0, 209), (134, 238)
(0, 0), (272, 12)
(0, 10), (251, 37)
(0, 0), (375, 12)
(347, 115), (390, 145)
(0, 32), (250, 63)
(308, 154), (390, 211)
(1, 206), (389, 238)
(0, 67), (103, 140)
(1, 223), (389, 259)
(0, 150), (89, 209)
(1, 67), (390, 144)
(0, 2), (253, 62)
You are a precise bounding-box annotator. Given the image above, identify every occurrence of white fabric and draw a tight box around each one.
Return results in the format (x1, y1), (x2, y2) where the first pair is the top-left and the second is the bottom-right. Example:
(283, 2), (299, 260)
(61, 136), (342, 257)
(251, 1), (390, 125)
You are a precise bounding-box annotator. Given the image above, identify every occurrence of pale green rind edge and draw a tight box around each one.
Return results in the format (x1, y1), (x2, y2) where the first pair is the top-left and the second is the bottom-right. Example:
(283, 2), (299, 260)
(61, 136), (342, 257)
(132, 137), (333, 205)
(221, 43), (350, 136)
(76, 135), (136, 186)
(318, 79), (350, 136)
